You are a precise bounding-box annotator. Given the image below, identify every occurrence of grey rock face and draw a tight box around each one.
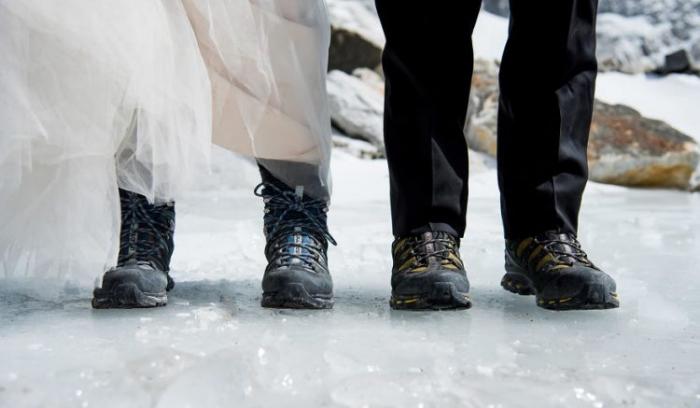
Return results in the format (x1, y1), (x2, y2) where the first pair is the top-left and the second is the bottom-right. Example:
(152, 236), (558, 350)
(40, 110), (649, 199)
(326, 70), (385, 150)
(327, 0), (385, 73)
(659, 49), (693, 74)
(482, 0), (509, 17)
(597, 0), (700, 41)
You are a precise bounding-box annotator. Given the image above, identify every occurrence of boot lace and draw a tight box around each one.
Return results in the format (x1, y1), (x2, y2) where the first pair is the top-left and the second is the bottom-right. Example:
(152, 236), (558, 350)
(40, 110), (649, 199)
(255, 182), (336, 269)
(397, 232), (462, 271)
(117, 190), (175, 273)
(535, 233), (594, 268)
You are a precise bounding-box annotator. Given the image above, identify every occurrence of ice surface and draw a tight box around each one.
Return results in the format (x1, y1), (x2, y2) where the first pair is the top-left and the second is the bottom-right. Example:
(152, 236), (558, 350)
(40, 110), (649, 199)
(2, 144), (699, 407)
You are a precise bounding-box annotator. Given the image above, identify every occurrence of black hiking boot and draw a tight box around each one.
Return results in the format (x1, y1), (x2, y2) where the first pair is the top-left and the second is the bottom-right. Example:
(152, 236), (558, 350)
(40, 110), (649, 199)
(255, 181), (336, 309)
(390, 231), (471, 310)
(92, 189), (175, 309)
(502, 231), (619, 310)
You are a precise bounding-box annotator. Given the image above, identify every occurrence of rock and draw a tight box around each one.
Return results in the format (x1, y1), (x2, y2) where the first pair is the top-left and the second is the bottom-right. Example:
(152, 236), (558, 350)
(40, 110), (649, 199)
(327, 1), (385, 73)
(465, 59), (700, 190)
(465, 59), (500, 157)
(596, 14), (672, 74)
(658, 49), (692, 74)
(597, 0), (700, 75)
(597, 0), (700, 42)
(326, 70), (385, 150)
(351, 68), (385, 94)
(328, 57), (700, 190)
(482, 0), (510, 17)
(332, 132), (384, 160)
(589, 102), (700, 189)
(692, 41), (700, 71)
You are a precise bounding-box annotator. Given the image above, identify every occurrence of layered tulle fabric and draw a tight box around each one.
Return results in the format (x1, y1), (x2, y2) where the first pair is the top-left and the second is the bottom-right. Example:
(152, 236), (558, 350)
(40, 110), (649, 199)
(184, 0), (332, 199)
(0, 0), (332, 286)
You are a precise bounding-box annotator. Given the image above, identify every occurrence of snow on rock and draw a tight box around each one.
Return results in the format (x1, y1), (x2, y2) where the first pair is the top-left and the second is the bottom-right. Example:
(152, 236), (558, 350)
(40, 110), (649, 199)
(327, 0), (385, 73)
(692, 41), (700, 72)
(589, 101), (700, 190)
(597, 0), (700, 42)
(481, 0), (700, 75)
(327, 70), (385, 150)
(596, 13), (674, 74)
(350, 67), (385, 94)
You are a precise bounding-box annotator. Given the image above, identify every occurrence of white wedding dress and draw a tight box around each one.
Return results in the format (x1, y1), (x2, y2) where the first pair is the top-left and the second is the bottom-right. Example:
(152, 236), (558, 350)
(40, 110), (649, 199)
(0, 0), (332, 286)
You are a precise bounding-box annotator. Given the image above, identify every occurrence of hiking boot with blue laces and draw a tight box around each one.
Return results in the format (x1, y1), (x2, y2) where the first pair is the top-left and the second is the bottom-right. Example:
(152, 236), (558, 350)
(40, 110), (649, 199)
(92, 189), (175, 309)
(255, 181), (336, 309)
(390, 231), (472, 310)
(502, 231), (619, 310)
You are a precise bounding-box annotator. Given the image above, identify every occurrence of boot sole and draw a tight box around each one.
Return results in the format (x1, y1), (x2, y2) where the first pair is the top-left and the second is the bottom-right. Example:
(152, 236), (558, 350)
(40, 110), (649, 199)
(262, 283), (334, 310)
(92, 283), (167, 309)
(391, 282), (472, 311)
(501, 269), (619, 311)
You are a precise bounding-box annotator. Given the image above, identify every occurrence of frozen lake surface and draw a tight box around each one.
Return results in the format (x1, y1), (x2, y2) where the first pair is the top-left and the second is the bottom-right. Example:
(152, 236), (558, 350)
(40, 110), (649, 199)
(1, 148), (699, 407)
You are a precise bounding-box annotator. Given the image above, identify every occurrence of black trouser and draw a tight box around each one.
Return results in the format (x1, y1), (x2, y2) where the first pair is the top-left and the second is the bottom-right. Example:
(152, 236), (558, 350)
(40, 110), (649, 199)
(375, 1), (598, 240)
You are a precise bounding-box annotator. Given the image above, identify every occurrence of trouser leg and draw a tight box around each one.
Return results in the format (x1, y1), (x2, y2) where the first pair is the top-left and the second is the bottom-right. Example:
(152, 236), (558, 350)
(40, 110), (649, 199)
(498, 0), (598, 239)
(375, 0), (482, 238)
(258, 159), (329, 202)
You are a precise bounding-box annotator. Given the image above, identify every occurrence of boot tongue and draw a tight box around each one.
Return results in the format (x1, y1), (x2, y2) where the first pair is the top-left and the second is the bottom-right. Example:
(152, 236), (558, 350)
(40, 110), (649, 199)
(537, 231), (579, 263)
(421, 231), (437, 255)
(417, 231), (452, 264)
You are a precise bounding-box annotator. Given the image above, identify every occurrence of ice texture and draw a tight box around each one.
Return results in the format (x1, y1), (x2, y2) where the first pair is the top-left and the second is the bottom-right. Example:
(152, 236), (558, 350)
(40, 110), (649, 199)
(1, 142), (699, 407)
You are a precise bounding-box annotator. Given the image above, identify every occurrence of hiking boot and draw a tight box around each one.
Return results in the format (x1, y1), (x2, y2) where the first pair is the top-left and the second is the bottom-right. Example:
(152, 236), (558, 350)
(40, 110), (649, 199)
(502, 231), (619, 310)
(92, 189), (175, 309)
(255, 181), (335, 309)
(390, 231), (471, 310)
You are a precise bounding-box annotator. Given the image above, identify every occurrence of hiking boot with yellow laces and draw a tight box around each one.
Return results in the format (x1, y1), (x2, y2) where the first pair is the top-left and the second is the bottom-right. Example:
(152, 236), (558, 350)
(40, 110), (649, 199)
(502, 231), (619, 310)
(390, 231), (471, 310)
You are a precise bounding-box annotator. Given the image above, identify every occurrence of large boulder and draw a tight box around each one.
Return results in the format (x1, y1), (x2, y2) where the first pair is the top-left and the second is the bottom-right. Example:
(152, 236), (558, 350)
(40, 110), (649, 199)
(327, 0), (385, 73)
(589, 102), (700, 189)
(326, 69), (385, 150)
(465, 59), (700, 190)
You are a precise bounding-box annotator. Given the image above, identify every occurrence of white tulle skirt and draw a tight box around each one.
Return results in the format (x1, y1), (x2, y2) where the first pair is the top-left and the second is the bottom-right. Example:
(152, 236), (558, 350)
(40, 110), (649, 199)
(0, 0), (332, 286)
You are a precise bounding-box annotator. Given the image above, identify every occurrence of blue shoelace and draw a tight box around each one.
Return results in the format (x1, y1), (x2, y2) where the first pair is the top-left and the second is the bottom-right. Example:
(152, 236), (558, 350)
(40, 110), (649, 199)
(255, 182), (336, 269)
